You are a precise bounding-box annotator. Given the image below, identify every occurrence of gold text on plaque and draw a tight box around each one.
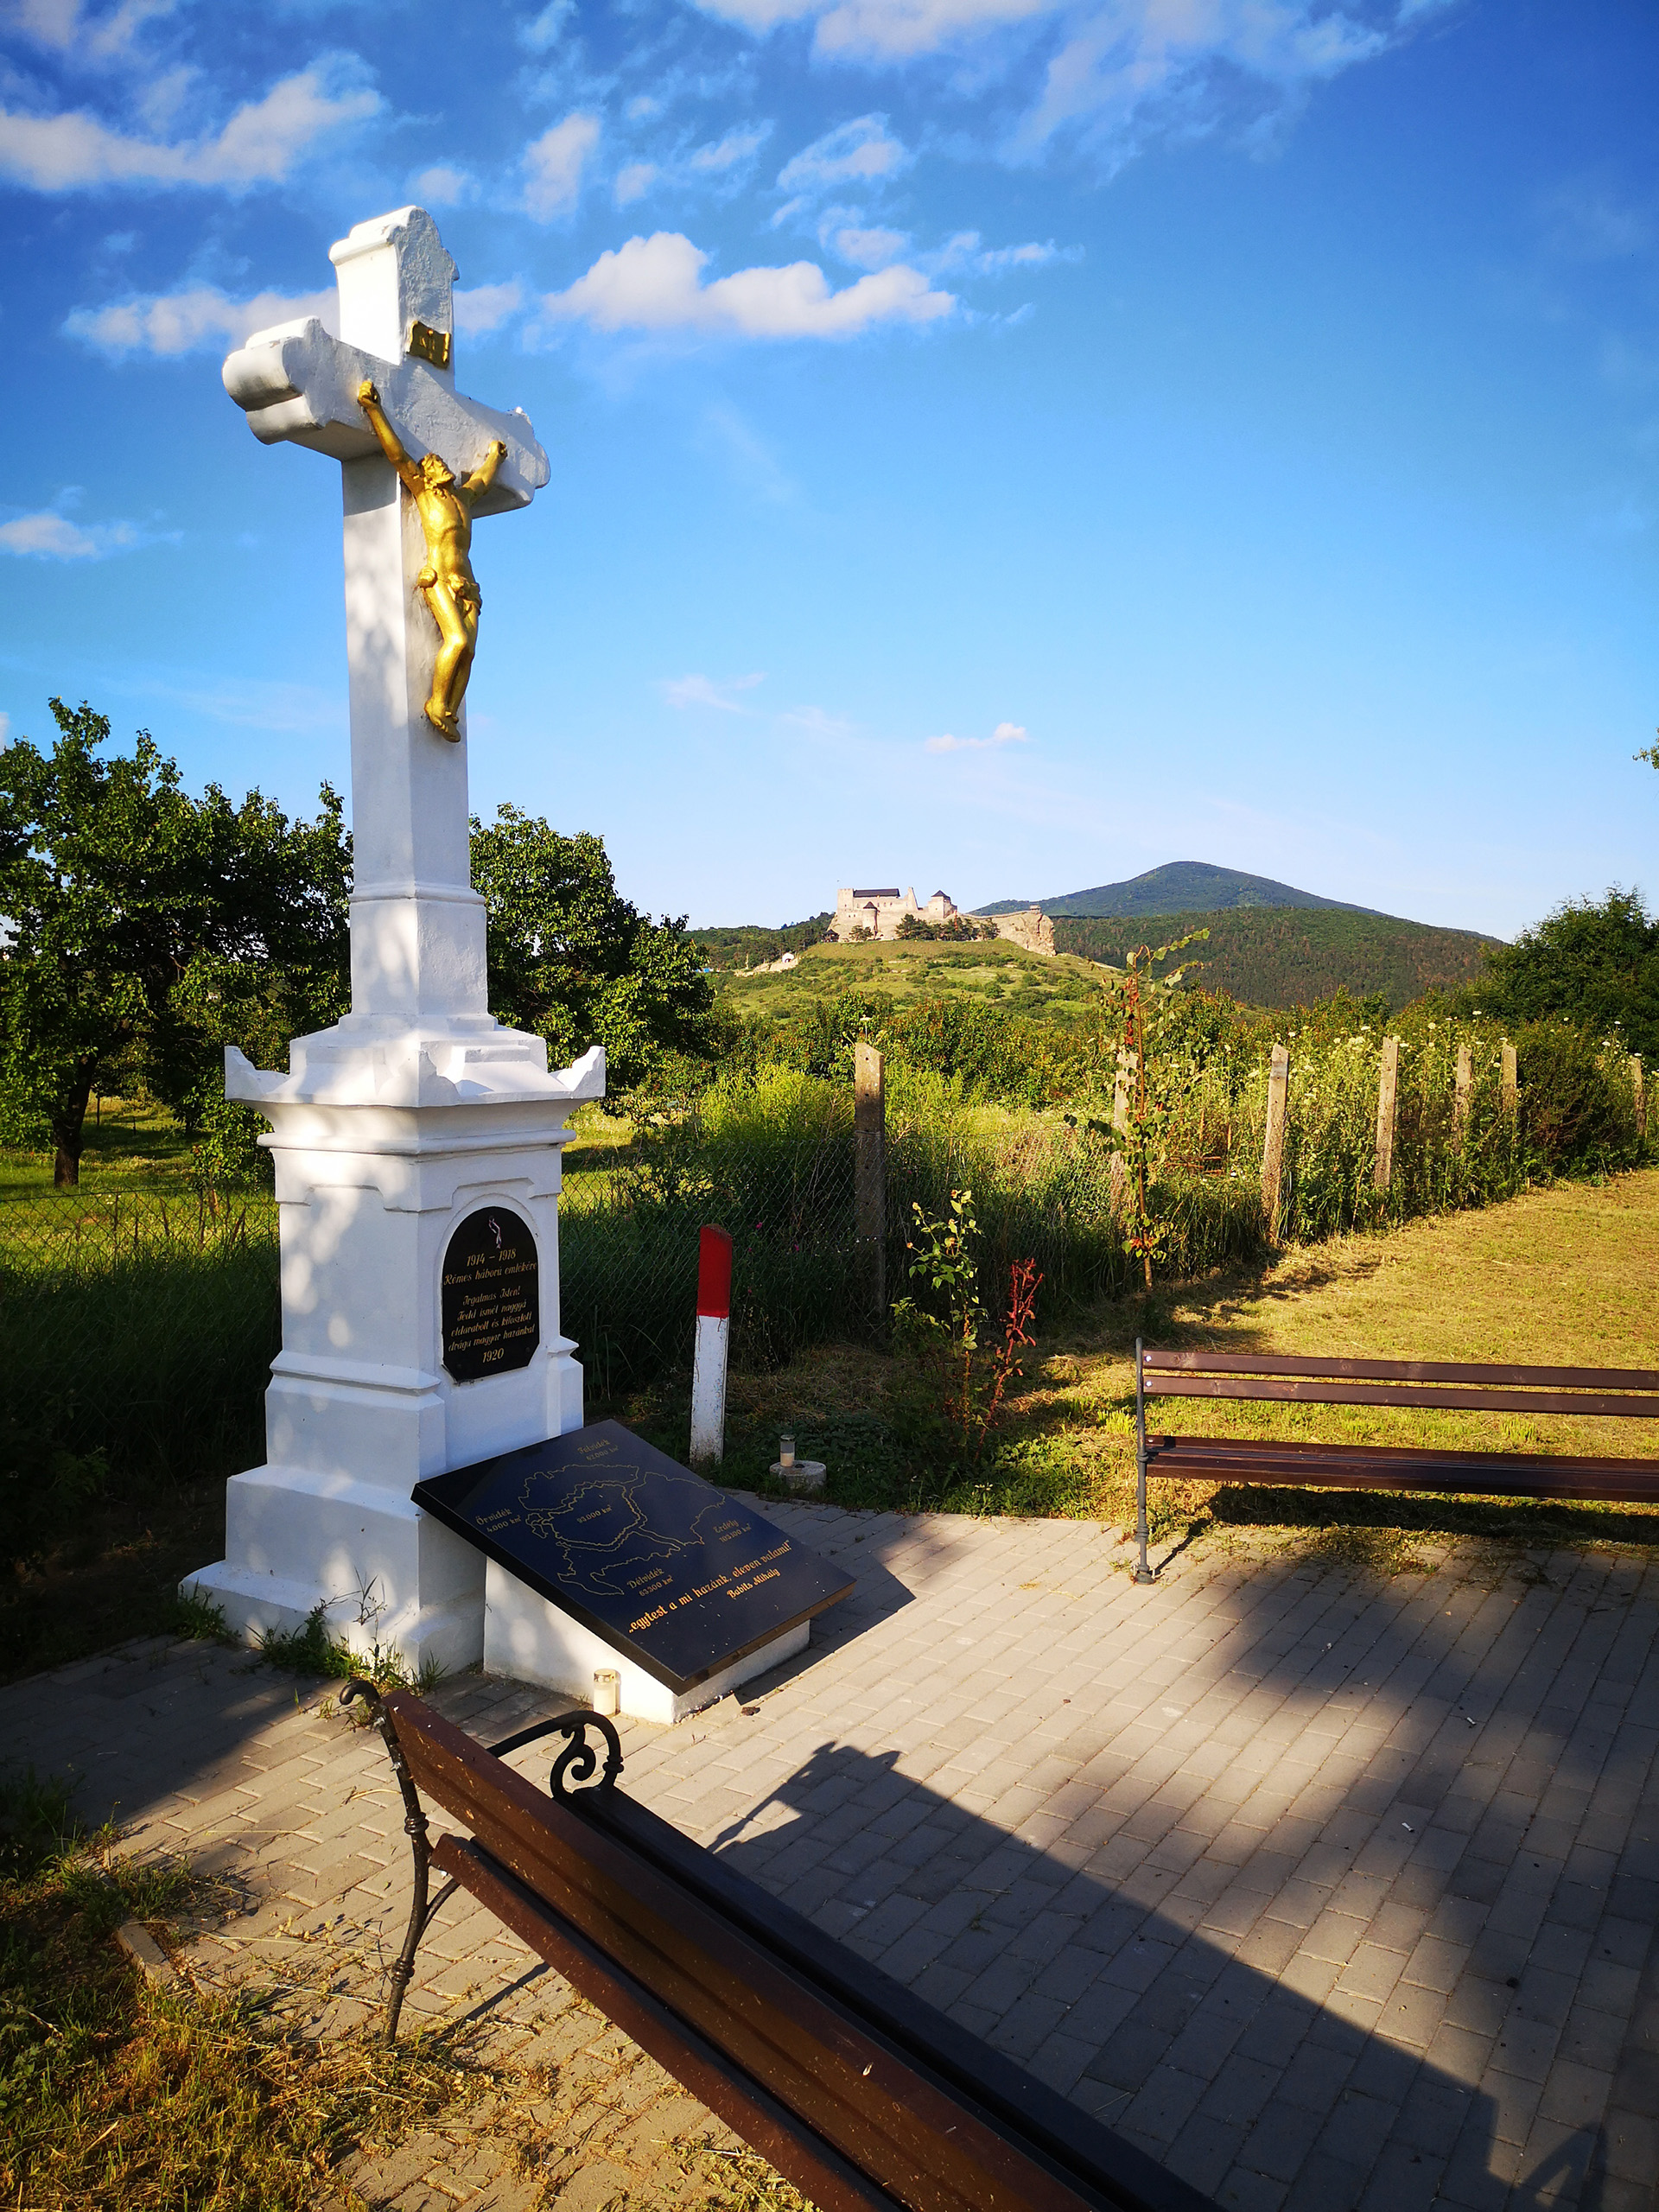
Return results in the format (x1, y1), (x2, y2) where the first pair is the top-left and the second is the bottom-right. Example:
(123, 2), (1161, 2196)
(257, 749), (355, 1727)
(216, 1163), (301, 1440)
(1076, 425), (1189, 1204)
(357, 379), (505, 743)
(406, 319), (452, 370)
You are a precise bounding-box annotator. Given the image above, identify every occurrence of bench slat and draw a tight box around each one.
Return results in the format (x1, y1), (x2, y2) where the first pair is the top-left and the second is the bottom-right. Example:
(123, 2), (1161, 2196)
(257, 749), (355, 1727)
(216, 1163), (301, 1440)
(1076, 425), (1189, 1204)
(1142, 1351), (1659, 1390)
(431, 1834), (900, 2212)
(1141, 1376), (1659, 1418)
(1145, 1436), (1659, 1503)
(384, 1693), (1199, 2212)
(576, 1782), (1183, 2207)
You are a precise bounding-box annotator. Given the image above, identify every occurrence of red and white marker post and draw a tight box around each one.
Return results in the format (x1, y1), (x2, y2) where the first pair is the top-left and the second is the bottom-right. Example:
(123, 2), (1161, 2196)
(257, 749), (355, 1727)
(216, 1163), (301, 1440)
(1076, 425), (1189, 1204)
(690, 1224), (733, 1467)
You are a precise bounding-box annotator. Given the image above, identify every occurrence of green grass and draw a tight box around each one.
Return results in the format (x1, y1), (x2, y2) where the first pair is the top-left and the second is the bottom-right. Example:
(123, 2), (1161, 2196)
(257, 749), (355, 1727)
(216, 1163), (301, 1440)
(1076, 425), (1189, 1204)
(716, 934), (1106, 1019)
(597, 1167), (1659, 1563)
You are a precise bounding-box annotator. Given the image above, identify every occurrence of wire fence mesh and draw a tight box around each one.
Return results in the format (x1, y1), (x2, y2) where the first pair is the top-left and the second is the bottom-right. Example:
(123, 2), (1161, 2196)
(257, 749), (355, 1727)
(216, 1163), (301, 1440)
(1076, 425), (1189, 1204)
(4, 1024), (1646, 1488)
(0, 1122), (1262, 1483)
(0, 1187), (281, 1481)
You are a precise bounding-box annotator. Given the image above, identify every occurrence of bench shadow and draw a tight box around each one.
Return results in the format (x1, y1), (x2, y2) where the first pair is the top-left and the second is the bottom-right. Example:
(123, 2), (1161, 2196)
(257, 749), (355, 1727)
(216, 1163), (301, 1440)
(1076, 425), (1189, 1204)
(702, 1735), (1613, 2212)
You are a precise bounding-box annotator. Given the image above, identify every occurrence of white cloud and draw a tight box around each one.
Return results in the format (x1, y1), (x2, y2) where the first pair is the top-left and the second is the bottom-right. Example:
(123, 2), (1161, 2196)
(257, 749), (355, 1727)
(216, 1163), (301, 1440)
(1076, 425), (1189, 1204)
(62, 282), (336, 358)
(412, 163), (476, 207)
(615, 160), (658, 206)
(519, 0), (575, 51)
(934, 229), (1070, 273)
(0, 62), (378, 194)
(926, 719), (1030, 753)
(11, 0), (175, 60)
(542, 231), (954, 340)
(690, 122), (773, 173)
(828, 221), (911, 270)
(661, 672), (766, 710)
(692, 2), (1427, 159)
(524, 111), (601, 219)
(778, 113), (910, 191)
(0, 509), (150, 558)
(454, 281), (524, 337)
(1019, 2), (1384, 156)
(694, 0), (1047, 53)
(780, 702), (856, 738)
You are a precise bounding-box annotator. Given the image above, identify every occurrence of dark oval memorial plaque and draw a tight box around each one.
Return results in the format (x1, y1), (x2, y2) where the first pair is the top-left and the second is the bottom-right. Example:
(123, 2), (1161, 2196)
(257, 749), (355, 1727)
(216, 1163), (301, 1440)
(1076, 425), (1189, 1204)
(442, 1207), (540, 1381)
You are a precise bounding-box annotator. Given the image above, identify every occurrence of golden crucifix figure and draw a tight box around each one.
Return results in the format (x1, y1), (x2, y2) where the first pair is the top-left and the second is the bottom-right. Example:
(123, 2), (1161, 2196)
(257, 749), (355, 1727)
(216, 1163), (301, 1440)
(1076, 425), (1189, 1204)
(358, 379), (507, 741)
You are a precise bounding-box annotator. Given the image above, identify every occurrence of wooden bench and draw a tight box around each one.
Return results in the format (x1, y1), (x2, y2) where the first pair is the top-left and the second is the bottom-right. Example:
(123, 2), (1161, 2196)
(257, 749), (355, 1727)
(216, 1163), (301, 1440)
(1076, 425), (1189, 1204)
(344, 1681), (1215, 2212)
(1128, 1339), (1659, 1581)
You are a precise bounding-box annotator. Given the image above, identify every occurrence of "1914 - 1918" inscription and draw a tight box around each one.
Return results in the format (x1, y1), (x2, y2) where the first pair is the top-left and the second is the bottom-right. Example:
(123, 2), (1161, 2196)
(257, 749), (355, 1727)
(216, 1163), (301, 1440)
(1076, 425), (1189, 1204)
(442, 1207), (539, 1382)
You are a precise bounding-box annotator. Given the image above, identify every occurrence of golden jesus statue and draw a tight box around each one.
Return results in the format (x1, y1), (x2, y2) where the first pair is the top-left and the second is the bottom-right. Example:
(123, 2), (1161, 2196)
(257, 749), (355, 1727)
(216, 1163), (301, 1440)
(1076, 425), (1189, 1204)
(358, 378), (507, 742)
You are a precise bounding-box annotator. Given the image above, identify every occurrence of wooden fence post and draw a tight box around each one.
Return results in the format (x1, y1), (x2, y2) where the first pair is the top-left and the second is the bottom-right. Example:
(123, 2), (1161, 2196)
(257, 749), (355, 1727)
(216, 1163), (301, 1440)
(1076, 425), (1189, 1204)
(855, 1040), (886, 1318)
(1261, 1043), (1290, 1239)
(1501, 1039), (1518, 1122)
(1453, 1042), (1473, 1147)
(1374, 1035), (1400, 1193)
(1630, 1055), (1647, 1139)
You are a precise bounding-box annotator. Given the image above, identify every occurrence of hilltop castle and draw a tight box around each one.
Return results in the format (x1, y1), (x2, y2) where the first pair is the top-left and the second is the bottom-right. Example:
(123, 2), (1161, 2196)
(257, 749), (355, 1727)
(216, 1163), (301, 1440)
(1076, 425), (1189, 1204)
(830, 886), (958, 938)
(829, 885), (1055, 956)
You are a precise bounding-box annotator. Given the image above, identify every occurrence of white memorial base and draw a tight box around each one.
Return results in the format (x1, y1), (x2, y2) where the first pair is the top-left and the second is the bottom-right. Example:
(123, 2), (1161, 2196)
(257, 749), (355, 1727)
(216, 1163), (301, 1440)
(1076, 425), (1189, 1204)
(481, 1561), (811, 1724)
(184, 1021), (604, 1675)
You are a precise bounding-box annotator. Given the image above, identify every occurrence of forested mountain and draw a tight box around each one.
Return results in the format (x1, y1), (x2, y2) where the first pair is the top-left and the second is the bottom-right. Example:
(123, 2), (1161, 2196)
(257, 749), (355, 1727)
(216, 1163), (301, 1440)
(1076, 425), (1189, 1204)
(977, 861), (1385, 919)
(1056, 907), (1496, 1006)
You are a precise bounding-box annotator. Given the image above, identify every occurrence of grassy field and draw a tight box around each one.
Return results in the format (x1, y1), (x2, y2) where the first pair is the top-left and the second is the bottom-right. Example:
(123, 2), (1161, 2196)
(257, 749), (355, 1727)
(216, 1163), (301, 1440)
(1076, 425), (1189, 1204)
(5, 1093), (1652, 1686)
(618, 1165), (1659, 1565)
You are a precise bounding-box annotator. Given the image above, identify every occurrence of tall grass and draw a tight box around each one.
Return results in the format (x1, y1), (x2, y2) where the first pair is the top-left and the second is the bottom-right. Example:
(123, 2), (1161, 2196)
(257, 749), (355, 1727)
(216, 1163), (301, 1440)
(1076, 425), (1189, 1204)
(561, 1067), (1265, 1391)
(0, 1188), (278, 1522)
(1, 1015), (1647, 1490)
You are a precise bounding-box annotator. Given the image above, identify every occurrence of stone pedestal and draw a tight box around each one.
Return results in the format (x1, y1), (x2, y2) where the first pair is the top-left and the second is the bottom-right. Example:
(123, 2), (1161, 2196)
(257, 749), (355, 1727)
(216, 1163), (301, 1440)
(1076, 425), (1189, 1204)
(186, 1028), (604, 1673)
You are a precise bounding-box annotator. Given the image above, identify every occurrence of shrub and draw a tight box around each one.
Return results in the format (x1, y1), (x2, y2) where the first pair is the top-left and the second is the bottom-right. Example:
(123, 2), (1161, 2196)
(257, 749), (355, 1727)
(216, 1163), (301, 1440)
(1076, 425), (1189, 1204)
(1516, 1019), (1641, 1170)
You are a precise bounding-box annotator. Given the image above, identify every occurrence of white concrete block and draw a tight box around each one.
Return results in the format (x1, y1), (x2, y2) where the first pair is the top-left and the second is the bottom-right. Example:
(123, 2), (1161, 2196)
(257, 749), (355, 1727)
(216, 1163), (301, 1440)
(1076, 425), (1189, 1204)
(481, 1561), (811, 1725)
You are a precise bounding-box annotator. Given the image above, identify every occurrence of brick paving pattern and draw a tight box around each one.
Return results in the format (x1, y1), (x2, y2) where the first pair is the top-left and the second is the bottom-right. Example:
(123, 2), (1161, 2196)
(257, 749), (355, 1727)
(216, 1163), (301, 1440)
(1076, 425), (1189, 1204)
(5, 1501), (1656, 2211)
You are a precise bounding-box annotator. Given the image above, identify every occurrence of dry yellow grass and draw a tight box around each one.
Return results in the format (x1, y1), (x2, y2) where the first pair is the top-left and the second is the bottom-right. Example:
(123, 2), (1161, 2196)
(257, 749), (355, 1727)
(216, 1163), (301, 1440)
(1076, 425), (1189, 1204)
(699, 1168), (1659, 1560)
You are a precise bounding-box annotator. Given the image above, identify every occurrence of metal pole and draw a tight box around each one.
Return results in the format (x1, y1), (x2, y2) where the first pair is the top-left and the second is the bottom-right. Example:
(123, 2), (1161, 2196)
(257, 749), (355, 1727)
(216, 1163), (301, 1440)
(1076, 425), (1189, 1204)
(1134, 1334), (1153, 1586)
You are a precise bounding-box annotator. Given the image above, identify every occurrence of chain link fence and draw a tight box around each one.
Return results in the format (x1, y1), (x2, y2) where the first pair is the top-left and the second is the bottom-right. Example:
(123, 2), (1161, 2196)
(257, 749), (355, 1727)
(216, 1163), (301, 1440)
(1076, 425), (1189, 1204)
(2, 1122), (1268, 1484)
(0, 1186), (281, 1485)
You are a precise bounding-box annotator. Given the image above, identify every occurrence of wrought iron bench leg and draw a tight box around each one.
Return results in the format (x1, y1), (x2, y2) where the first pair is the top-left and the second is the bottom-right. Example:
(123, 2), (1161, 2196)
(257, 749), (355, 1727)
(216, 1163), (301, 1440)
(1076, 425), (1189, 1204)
(343, 1679), (458, 2042)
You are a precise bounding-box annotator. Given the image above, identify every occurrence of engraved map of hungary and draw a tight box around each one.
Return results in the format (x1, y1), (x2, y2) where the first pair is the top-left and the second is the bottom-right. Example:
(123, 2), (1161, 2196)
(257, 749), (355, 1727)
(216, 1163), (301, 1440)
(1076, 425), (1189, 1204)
(517, 1459), (738, 1599)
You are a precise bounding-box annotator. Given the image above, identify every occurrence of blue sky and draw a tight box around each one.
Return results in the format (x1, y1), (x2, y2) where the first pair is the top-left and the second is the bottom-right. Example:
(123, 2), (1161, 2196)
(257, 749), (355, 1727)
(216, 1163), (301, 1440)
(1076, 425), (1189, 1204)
(1, 0), (1654, 937)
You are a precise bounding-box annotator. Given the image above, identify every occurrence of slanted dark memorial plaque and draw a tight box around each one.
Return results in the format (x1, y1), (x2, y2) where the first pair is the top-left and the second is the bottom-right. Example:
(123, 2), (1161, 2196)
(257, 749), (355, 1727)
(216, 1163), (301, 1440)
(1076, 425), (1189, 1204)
(412, 1421), (854, 1691)
(442, 1207), (539, 1382)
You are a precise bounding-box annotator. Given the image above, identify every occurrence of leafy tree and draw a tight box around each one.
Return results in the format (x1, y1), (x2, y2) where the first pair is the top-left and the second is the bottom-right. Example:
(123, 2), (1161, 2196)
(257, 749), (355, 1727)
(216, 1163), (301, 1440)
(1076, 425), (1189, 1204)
(0, 699), (350, 1185)
(1471, 889), (1659, 1058)
(469, 804), (716, 1100)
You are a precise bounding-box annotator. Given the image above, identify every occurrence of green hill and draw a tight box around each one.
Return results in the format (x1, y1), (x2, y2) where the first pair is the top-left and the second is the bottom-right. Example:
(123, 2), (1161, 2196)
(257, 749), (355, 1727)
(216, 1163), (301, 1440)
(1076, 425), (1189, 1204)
(715, 936), (1103, 1017)
(977, 861), (1385, 919)
(1055, 907), (1497, 1007)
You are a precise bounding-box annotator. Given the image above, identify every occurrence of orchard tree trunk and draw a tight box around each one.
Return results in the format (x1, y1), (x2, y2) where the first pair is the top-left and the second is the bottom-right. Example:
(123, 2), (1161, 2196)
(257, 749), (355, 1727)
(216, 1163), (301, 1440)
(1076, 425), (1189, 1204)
(50, 1058), (99, 1189)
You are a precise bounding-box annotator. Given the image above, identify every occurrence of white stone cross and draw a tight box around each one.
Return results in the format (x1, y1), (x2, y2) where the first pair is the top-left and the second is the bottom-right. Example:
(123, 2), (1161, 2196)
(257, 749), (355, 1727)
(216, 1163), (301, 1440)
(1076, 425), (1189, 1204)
(221, 207), (550, 1038)
(195, 209), (599, 1676)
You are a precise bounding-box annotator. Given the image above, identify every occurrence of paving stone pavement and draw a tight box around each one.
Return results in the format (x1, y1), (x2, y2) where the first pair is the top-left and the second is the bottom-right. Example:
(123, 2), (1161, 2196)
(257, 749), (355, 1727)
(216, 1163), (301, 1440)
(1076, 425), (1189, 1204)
(6, 1502), (1658, 2212)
